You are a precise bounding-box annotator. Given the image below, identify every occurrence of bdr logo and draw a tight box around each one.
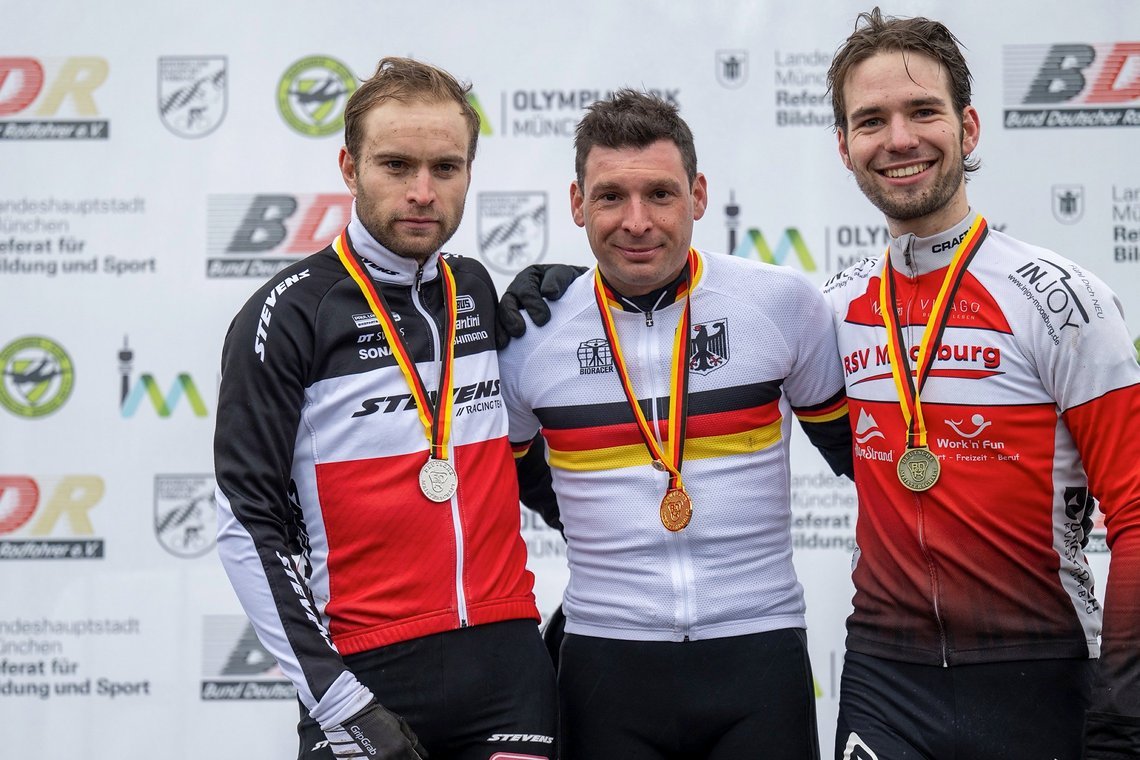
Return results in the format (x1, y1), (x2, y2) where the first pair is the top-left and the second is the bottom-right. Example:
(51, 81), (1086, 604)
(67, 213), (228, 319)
(0, 475), (105, 560)
(0, 57), (110, 140)
(118, 336), (208, 418)
(206, 194), (352, 278)
(1004, 43), (1140, 128)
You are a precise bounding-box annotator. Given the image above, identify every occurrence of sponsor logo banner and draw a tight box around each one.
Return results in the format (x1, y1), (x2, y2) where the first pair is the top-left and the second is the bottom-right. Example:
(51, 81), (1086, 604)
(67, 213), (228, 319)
(0, 475), (105, 560)
(0, 57), (110, 140)
(477, 192), (547, 274)
(0, 336), (74, 418)
(1003, 43), (1140, 128)
(200, 616), (293, 700)
(158, 56), (227, 138)
(276, 56), (356, 137)
(154, 475), (217, 558)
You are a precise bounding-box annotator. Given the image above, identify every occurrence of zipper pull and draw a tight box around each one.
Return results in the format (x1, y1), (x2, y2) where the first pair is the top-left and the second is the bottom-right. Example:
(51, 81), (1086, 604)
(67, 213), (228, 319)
(645, 310), (654, 327)
(414, 262), (425, 292)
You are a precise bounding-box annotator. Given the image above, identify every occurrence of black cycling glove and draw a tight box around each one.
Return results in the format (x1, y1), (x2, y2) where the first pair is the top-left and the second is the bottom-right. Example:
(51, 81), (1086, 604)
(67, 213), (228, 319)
(322, 701), (428, 759)
(496, 264), (587, 349)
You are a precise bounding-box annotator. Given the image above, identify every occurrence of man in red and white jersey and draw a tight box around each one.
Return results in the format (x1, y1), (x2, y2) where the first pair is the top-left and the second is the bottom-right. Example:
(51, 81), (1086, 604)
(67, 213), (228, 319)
(213, 58), (556, 760)
(824, 9), (1140, 759)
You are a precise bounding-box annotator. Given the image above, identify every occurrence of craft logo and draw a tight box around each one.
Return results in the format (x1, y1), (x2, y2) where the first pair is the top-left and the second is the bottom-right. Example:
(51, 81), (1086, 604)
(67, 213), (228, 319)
(0, 56), (109, 140)
(476, 192), (547, 274)
(1052, 184), (1084, 224)
(0, 475), (105, 560)
(0, 336), (75, 418)
(118, 336), (208, 418)
(277, 56), (356, 137)
(207, 193), (352, 277)
(1003, 43), (1140, 128)
(716, 50), (749, 89)
(201, 616), (294, 700)
(577, 338), (614, 375)
(689, 319), (729, 375)
(154, 475), (217, 558)
(725, 192), (816, 271)
(158, 56), (226, 138)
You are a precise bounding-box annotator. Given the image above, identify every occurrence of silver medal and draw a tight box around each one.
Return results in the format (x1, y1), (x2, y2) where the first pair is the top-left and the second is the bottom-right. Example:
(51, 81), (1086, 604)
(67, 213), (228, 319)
(419, 458), (458, 502)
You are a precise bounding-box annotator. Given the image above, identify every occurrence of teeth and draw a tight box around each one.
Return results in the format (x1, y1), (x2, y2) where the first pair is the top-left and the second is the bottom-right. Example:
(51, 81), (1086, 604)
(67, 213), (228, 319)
(884, 163), (930, 178)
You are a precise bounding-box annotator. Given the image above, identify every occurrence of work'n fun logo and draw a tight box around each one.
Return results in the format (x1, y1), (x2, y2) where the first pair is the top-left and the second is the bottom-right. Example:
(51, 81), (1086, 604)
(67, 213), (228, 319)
(476, 191), (547, 274)
(715, 50), (749, 89)
(158, 56), (227, 138)
(0, 336), (75, 418)
(1052, 184), (1084, 224)
(276, 56), (356, 137)
(725, 191), (816, 271)
(0, 56), (109, 140)
(689, 319), (729, 375)
(1003, 43), (1140, 128)
(118, 336), (207, 418)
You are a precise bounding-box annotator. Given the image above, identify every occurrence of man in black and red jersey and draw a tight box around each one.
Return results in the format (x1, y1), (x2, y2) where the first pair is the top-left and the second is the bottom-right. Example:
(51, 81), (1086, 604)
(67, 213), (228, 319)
(213, 58), (556, 760)
(824, 9), (1140, 759)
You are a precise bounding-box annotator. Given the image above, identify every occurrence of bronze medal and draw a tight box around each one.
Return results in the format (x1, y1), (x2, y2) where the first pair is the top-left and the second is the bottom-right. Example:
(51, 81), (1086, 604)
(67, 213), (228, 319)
(660, 488), (693, 532)
(419, 458), (458, 502)
(897, 447), (940, 492)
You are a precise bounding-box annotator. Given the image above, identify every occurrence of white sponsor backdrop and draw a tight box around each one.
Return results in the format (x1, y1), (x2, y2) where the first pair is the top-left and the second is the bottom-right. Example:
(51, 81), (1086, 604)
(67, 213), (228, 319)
(1, 1), (1137, 757)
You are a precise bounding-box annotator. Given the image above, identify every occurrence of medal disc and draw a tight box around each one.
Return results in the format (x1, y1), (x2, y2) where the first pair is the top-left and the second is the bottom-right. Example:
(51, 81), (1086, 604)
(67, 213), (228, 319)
(419, 458), (458, 502)
(897, 447), (940, 492)
(660, 488), (693, 531)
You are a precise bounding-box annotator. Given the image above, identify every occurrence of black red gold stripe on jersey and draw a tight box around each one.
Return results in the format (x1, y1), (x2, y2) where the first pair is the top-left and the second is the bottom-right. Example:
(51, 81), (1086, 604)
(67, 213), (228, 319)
(333, 230), (458, 465)
(792, 390), (849, 424)
(879, 215), (988, 450)
(526, 382), (784, 472)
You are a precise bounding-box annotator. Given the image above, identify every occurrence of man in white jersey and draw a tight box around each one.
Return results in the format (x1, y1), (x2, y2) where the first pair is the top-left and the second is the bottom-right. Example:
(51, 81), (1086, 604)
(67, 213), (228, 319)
(823, 8), (1140, 759)
(498, 89), (854, 760)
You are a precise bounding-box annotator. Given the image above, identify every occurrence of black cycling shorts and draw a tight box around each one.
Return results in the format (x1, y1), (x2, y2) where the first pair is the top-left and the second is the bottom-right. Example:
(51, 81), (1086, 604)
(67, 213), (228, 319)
(298, 619), (557, 760)
(835, 650), (1095, 760)
(558, 627), (820, 760)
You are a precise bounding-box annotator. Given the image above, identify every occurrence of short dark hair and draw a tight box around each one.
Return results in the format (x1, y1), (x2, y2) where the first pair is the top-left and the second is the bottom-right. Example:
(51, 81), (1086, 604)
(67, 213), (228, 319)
(343, 56), (480, 163)
(573, 89), (698, 186)
(827, 7), (978, 173)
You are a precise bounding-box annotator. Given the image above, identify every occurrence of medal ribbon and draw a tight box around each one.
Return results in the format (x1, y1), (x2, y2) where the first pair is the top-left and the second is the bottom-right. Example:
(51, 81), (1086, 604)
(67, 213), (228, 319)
(593, 249), (702, 493)
(333, 230), (458, 462)
(878, 215), (988, 449)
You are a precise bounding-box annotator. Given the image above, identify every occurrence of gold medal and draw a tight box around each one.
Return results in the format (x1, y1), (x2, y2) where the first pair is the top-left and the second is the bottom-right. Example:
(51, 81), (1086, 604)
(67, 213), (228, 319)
(419, 458), (458, 502)
(660, 488), (692, 531)
(897, 447), (940, 492)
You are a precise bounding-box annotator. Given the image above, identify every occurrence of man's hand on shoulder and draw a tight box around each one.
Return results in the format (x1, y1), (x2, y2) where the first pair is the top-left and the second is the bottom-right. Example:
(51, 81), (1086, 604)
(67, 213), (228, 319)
(321, 701), (428, 759)
(496, 264), (587, 349)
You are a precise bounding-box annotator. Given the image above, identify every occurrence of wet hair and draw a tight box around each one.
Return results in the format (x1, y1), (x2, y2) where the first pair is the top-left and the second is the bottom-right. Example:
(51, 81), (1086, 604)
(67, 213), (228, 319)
(827, 7), (979, 173)
(343, 56), (480, 163)
(573, 88), (697, 186)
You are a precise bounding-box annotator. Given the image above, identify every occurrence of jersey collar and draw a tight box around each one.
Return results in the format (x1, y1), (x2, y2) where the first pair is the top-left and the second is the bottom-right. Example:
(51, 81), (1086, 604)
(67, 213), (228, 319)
(345, 202), (441, 287)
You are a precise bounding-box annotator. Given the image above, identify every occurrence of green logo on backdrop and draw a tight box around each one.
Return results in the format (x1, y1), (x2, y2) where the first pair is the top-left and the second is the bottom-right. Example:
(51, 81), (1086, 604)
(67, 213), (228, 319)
(276, 56), (357, 137)
(0, 336), (75, 418)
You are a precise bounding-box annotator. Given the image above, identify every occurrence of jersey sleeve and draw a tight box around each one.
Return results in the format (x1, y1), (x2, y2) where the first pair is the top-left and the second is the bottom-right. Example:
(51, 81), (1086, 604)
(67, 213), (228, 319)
(779, 271), (854, 479)
(1041, 272), (1140, 754)
(213, 269), (373, 730)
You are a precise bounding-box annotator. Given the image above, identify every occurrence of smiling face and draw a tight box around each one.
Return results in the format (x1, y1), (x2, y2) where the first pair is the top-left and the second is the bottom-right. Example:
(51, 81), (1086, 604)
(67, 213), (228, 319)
(338, 98), (471, 261)
(837, 50), (980, 237)
(570, 139), (707, 297)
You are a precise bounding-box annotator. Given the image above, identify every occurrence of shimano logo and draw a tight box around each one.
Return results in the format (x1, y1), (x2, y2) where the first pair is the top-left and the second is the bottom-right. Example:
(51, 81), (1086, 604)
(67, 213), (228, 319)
(488, 733), (555, 744)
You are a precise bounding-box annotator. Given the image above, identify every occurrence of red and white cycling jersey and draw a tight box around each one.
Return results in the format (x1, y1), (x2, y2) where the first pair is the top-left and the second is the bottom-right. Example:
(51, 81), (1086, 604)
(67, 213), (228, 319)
(821, 212), (1140, 698)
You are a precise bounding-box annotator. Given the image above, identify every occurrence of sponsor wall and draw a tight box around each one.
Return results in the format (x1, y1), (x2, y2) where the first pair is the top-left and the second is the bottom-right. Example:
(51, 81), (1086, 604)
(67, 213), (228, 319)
(1, 1), (1137, 756)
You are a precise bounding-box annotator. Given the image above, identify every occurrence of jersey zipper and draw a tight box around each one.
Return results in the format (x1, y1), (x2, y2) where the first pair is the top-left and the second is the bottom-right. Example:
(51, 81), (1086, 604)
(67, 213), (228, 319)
(410, 261), (469, 627)
(639, 306), (695, 640)
(902, 240), (949, 665)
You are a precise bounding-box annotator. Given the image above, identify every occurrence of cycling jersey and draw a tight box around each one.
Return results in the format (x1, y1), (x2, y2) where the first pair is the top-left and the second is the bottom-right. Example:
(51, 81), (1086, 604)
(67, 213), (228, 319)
(500, 249), (852, 642)
(821, 212), (1140, 751)
(214, 209), (540, 732)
